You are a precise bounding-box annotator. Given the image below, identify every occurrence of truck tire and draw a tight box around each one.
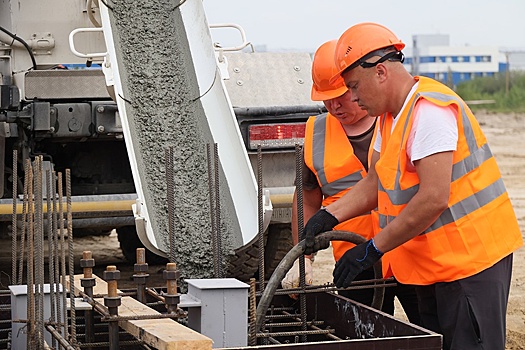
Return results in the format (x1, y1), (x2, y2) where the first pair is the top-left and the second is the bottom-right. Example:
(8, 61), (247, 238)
(227, 223), (293, 282)
(263, 223), (294, 280)
(117, 225), (169, 265)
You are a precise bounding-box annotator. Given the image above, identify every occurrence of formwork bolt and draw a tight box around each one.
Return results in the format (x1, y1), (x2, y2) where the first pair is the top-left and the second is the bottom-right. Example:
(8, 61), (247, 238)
(97, 105), (105, 113)
(163, 263), (179, 295)
(134, 248), (149, 273)
(80, 251), (95, 276)
(103, 265), (120, 298)
(134, 248), (149, 303)
(103, 266), (121, 349)
(80, 251), (96, 291)
(135, 248), (147, 265)
(97, 125), (105, 133)
(104, 265), (121, 310)
(163, 263), (180, 312)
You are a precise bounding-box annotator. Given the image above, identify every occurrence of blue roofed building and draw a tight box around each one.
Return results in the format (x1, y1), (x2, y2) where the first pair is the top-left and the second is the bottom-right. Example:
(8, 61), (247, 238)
(403, 34), (506, 88)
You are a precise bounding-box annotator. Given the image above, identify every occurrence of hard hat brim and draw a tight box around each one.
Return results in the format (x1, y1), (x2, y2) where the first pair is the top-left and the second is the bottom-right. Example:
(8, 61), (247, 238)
(311, 84), (348, 101)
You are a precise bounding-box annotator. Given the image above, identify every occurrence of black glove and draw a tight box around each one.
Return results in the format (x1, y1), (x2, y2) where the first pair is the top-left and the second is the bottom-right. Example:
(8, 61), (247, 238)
(304, 209), (339, 255)
(333, 239), (384, 288)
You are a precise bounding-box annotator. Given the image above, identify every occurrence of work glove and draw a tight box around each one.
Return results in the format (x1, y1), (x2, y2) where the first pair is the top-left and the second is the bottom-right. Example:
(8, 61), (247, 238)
(333, 239), (384, 288)
(304, 209), (339, 255)
(281, 257), (314, 299)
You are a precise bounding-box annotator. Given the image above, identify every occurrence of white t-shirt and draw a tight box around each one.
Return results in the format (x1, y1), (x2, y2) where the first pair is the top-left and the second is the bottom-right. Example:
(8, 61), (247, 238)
(373, 82), (458, 171)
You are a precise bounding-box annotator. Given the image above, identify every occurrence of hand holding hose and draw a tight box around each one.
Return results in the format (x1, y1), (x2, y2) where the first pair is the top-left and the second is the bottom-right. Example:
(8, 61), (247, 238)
(304, 209), (339, 255)
(333, 239), (384, 288)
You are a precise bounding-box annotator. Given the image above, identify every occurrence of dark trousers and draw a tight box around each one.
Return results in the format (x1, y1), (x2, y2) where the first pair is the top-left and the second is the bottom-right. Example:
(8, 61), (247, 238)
(338, 267), (421, 326)
(415, 254), (513, 350)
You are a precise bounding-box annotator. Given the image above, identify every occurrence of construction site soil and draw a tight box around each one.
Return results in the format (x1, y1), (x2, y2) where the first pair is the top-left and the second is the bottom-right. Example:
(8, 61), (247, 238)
(0, 111), (523, 348)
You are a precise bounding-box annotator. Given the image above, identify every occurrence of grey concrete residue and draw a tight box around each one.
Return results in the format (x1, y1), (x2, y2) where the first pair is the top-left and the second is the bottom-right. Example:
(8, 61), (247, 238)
(107, 0), (242, 282)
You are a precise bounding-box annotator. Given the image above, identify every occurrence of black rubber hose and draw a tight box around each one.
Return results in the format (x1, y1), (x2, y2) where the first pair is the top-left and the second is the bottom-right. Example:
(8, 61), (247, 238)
(0, 25), (37, 70)
(255, 230), (385, 333)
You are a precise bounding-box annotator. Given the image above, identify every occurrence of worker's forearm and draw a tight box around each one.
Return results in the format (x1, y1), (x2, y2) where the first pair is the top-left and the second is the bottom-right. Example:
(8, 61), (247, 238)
(373, 191), (447, 252)
(373, 151), (453, 253)
(325, 175), (377, 222)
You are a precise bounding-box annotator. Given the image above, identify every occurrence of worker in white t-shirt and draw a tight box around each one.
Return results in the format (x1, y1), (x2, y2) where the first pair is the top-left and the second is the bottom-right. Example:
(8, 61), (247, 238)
(303, 22), (523, 350)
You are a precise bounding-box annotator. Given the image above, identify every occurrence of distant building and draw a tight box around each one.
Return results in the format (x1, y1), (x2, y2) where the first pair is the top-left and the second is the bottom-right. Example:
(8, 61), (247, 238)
(403, 34), (506, 87)
(505, 51), (525, 71)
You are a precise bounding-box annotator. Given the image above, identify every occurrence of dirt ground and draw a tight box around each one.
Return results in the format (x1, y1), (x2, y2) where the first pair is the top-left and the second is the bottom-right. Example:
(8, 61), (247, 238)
(0, 111), (523, 348)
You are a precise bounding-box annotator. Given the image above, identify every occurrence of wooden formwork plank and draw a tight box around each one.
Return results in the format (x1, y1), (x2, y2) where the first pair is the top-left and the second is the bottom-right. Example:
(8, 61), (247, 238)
(70, 274), (213, 350)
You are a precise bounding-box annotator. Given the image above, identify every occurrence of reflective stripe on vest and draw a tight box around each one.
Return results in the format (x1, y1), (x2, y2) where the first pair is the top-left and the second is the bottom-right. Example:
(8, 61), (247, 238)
(379, 177), (506, 232)
(311, 114), (364, 197)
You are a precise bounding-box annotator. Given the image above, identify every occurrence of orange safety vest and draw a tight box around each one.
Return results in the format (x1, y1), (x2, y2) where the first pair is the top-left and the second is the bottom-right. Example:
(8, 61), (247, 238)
(376, 76), (523, 285)
(304, 113), (375, 261)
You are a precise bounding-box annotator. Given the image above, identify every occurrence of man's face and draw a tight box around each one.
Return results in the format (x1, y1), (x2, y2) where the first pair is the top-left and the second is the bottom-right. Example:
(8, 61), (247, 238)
(341, 66), (382, 117)
(323, 90), (368, 126)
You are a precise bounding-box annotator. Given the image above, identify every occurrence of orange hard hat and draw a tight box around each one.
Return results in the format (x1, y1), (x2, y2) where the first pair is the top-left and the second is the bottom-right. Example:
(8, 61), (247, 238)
(311, 40), (348, 101)
(332, 22), (405, 81)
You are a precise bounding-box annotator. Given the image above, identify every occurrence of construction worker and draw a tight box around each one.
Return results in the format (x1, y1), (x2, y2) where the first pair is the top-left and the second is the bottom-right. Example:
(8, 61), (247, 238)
(282, 40), (420, 324)
(303, 23), (523, 350)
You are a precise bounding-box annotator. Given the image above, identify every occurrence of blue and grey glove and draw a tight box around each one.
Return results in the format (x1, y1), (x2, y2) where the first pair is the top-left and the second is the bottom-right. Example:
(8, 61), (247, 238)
(333, 239), (383, 288)
(304, 209), (339, 255)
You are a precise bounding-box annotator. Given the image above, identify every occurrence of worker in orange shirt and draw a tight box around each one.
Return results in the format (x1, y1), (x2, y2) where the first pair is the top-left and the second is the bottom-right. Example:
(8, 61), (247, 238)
(304, 23), (523, 350)
(282, 40), (419, 324)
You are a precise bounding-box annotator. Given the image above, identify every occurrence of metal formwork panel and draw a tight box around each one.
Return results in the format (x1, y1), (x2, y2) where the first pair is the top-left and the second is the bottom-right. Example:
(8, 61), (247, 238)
(221, 292), (442, 349)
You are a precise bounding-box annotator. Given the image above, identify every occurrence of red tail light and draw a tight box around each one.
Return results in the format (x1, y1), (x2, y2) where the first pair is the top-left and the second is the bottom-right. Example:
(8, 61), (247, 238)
(248, 122), (306, 150)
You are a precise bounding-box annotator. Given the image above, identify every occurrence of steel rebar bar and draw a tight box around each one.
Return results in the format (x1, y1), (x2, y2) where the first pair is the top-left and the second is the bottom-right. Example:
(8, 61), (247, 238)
(66, 169), (77, 346)
(44, 324), (76, 350)
(11, 149), (17, 285)
(248, 278), (257, 346)
(26, 161), (35, 350)
(165, 146), (176, 264)
(35, 156), (45, 349)
(256, 145), (265, 292)
(206, 144), (219, 278)
(46, 168), (57, 349)
(213, 143), (222, 278)
(18, 159), (30, 285)
(58, 171), (69, 341)
(295, 144), (308, 342)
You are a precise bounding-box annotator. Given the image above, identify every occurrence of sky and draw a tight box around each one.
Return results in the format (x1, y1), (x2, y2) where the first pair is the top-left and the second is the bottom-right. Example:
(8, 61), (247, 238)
(202, 0), (524, 53)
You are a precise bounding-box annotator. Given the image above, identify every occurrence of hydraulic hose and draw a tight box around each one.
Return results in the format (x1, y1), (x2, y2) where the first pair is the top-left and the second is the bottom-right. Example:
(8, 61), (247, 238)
(255, 230), (385, 333)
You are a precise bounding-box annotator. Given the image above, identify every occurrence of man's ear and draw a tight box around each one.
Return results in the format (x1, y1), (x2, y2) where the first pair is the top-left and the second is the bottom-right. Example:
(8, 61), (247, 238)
(375, 64), (387, 81)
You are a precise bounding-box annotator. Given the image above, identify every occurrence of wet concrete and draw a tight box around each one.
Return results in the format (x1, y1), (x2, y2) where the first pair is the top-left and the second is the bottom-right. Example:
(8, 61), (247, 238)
(107, 0), (239, 280)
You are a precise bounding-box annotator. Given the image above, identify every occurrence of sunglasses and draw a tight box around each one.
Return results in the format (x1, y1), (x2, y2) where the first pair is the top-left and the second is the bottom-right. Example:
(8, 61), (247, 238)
(348, 51), (405, 71)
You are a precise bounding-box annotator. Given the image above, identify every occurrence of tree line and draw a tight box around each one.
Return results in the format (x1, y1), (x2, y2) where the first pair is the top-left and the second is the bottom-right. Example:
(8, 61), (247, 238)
(455, 71), (525, 113)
